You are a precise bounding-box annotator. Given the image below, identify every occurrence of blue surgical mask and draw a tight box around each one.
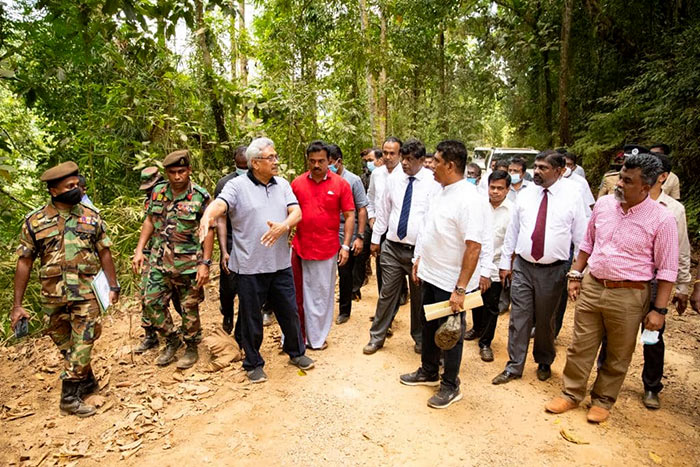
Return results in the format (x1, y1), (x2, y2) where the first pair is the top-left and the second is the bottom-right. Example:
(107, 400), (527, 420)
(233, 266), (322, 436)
(367, 161), (376, 172)
(466, 177), (478, 185)
(329, 163), (339, 173)
(510, 173), (521, 185)
(236, 168), (248, 176)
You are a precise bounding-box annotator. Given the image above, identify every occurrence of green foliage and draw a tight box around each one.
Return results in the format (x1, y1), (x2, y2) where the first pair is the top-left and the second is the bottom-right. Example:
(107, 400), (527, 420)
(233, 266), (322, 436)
(0, 0), (699, 338)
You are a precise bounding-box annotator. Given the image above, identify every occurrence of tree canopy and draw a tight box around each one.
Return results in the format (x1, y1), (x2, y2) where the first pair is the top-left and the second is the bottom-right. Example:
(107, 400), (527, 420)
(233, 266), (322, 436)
(0, 0), (698, 338)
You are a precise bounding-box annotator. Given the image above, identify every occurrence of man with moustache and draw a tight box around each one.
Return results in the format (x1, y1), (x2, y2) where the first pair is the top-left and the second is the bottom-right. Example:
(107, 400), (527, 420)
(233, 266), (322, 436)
(546, 153), (678, 423)
(291, 141), (355, 350)
(492, 150), (588, 385)
(364, 139), (441, 355)
(132, 150), (214, 370)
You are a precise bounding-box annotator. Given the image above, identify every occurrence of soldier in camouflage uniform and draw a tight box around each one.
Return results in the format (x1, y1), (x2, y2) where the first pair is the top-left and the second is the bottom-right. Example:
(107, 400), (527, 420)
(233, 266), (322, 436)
(134, 166), (184, 353)
(11, 161), (120, 417)
(132, 150), (214, 369)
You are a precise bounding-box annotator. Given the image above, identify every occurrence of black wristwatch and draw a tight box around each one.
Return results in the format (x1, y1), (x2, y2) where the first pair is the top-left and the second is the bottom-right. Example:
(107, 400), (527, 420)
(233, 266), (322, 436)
(199, 259), (212, 267)
(110, 286), (121, 294)
(650, 304), (668, 315)
(357, 233), (365, 240)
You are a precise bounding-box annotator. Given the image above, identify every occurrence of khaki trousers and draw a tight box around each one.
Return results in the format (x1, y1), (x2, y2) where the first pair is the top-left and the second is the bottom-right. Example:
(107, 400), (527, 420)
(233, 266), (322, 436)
(562, 273), (650, 409)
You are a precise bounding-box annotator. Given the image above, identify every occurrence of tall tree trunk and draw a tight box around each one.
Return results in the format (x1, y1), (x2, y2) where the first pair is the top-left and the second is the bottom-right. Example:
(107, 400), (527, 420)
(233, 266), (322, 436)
(438, 24), (448, 136)
(195, 0), (234, 159)
(412, 70), (419, 133)
(238, 0), (248, 86)
(378, 6), (387, 143)
(542, 49), (553, 146)
(558, 0), (573, 145)
(230, 11), (237, 81)
(359, 0), (379, 145)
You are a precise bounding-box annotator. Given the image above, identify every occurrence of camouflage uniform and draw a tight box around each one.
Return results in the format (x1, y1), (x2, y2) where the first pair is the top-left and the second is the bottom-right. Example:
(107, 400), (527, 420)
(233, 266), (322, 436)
(143, 181), (210, 343)
(16, 202), (112, 381)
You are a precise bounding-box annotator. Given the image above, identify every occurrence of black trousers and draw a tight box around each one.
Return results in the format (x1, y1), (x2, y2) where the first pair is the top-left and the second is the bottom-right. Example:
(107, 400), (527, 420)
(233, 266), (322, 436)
(421, 281), (465, 391)
(471, 281), (503, 348)
(554, 244), (575, 337)
(237, 268), (305, 371)
(220, 269), (238, 318)
(338, 249), (356, 317)
(352, 225), (373, 295)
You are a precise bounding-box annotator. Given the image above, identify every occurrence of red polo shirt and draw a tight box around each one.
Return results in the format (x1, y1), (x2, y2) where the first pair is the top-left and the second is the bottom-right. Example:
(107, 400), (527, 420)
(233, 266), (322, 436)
(291, 170), (355, 260)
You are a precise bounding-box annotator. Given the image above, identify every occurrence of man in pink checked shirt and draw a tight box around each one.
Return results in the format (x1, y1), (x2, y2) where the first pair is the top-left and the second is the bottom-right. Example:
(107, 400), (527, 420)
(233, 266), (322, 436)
(545, 153), (678, 424)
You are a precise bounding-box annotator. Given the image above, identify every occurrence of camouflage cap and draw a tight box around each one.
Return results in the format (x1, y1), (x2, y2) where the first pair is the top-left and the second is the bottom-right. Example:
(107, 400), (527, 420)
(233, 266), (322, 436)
(163, 150), (190, 168)
(39, 161), (79, 183)
(139, 166), (162, 191)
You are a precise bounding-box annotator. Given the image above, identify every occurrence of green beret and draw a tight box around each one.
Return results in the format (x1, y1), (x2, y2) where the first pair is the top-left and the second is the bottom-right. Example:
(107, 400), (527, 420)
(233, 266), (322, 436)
(163, 150), (190, 168)
(139, 166), (162, 191)
(40, 161), (79, 183)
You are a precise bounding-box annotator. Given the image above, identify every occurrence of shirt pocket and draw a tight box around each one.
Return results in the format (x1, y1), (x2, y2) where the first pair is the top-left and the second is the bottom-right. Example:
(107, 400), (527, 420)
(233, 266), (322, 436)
(35, 222), (61, 254)
(39, 264), (64, 299)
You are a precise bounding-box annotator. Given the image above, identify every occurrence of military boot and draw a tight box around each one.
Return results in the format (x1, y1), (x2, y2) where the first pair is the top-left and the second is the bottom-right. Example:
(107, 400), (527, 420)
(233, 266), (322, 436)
(134, 327), (159, 354)
(59, 380), (96, 418)
(176, 341), (199, 370)
(155, 333), (182, 366)
(77, 369), (98, 398)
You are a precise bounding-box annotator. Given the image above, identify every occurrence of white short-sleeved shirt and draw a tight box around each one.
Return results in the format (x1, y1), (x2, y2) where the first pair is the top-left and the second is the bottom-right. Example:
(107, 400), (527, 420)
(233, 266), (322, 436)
(415, 179), (485, 293)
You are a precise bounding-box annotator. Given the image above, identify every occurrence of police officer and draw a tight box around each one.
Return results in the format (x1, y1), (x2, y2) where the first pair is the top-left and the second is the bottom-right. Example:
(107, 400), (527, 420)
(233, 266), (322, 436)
(11, 161), (120, 417)
(132, 151), (214, 369)
(134, 166), (184, 353)
(598, 144), (648, 198)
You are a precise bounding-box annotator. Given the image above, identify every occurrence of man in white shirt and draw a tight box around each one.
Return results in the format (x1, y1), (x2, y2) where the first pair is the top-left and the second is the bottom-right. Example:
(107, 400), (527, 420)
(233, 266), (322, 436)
(560, 150), (586, 179)
(506, 157), (530, 202)
(562, 153), (595, 210)
(363, 139), (441, 355)
(367, 138), (405, 299)
(492, 150), (588, 385)
(400, 140), (484, 409)
(465, 170), (513, 362)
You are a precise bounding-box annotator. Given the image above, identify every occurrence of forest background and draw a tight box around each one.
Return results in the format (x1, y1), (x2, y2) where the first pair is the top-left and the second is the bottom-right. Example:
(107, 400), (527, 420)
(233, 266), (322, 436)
(0, 0), (698, 339)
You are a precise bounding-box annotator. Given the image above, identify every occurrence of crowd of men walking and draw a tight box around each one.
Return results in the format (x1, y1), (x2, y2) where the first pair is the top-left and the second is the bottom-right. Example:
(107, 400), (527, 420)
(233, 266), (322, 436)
(10, 136), (699, 421)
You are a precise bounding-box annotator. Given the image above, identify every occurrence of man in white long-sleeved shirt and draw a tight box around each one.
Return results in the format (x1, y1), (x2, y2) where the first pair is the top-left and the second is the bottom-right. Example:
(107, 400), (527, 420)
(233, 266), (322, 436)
(465, 170), (513, 362)
(367, 138), (404, 298)
(363, 139), (441, 355)
(400, 140), (485, 409)
(492, 150), (588, 385)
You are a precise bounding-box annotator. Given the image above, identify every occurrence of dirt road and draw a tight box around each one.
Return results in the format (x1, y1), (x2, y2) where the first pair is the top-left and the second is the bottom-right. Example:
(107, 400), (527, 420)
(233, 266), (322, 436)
(1, 273), (699, 466)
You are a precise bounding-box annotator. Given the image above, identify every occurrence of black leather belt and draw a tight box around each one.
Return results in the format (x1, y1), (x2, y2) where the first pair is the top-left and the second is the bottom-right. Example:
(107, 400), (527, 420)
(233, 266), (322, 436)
(387, 239), (415, 251)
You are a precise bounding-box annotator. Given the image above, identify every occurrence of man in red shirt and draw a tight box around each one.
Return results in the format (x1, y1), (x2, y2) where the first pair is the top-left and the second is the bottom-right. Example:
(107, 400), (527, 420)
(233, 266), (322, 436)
(291, 141), (355, 350)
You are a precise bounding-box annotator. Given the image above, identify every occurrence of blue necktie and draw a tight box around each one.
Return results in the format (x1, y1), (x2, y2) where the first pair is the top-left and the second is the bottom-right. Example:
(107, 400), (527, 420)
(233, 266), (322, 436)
(397, 176), (415, 240)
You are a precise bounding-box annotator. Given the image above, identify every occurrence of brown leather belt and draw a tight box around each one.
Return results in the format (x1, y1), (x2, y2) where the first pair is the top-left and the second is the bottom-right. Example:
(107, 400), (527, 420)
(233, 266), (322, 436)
(590, 274), (646, 290)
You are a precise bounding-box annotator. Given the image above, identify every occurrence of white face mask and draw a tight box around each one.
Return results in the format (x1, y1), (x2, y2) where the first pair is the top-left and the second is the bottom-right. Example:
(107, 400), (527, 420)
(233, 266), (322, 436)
(563, 167), (572, 178)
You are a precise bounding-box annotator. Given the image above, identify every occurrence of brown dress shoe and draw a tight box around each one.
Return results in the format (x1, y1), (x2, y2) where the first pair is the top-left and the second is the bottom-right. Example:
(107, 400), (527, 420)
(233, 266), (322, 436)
(544, 396), (578, 414)
(587, 405), (610, 423)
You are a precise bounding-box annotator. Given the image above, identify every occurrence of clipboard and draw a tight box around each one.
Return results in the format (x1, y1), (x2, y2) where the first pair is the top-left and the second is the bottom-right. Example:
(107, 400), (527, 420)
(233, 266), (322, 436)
(91, 270), (113, 314)
(423, 291), (483, 321)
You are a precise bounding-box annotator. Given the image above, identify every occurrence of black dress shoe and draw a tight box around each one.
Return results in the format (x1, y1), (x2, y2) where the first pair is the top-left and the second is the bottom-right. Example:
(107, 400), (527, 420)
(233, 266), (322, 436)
(336, 314), (350, 325)
(643, 390), (660, 409)
(222, 315), (233, 334)
(464, 328), (480, 341)
(537, 364), (552, 381)
(492, 370), (521, 385)
(479, 346), (494, 362)
(363, 342), (382, 355)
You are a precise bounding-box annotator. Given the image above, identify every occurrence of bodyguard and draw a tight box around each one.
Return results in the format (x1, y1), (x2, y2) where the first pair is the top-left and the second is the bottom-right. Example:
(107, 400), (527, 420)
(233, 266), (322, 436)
(12, 161), (120, 417)
(132, 150), (214, 369)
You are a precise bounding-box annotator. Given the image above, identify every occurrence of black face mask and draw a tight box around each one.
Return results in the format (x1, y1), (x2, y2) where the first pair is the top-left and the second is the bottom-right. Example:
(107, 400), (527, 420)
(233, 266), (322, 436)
(52, 187), (82, 206)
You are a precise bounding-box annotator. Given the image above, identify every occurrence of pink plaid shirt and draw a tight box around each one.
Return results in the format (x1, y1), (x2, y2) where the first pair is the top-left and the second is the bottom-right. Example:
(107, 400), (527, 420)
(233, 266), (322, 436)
(580, 195), (678, 282)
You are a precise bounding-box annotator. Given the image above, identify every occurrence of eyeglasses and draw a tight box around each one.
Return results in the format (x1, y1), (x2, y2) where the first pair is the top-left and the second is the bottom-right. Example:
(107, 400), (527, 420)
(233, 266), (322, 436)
(256, 155), (279, 162)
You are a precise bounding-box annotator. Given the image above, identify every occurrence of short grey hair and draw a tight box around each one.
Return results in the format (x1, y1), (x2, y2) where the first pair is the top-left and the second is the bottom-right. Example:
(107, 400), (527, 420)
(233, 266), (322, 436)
(623, 153), (664, 186)
(246, 137), (275, 169)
